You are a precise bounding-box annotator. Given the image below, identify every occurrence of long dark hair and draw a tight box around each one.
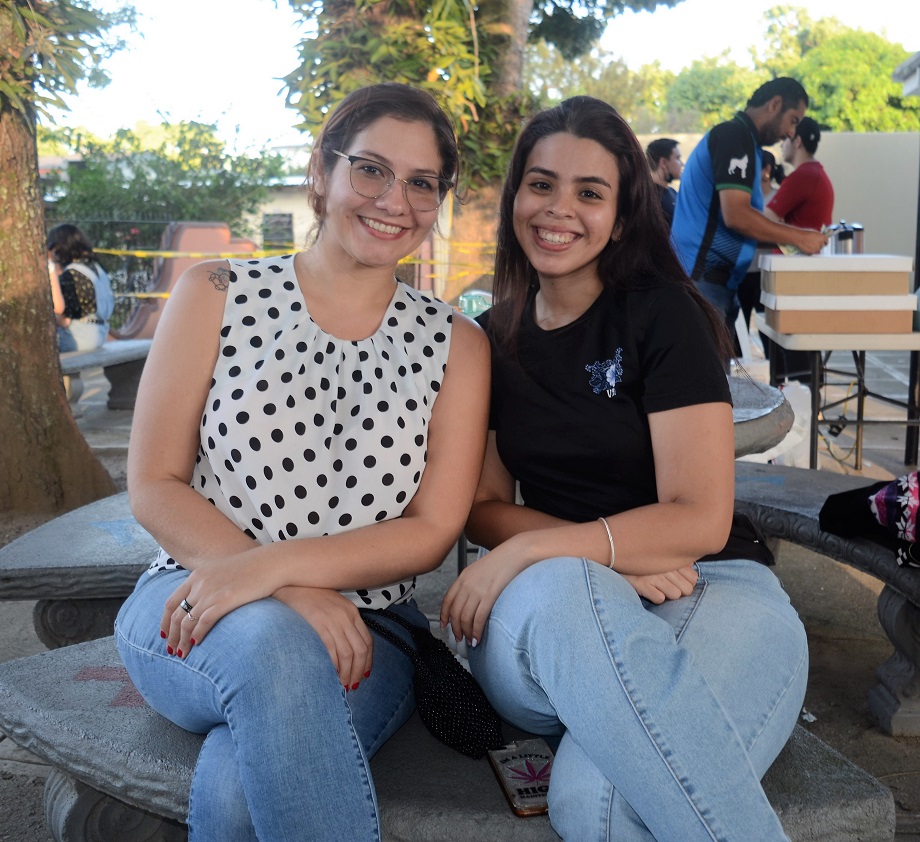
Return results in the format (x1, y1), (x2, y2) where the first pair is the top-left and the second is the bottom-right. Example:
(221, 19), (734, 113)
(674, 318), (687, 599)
(46, 223), (96, 267)
(489, 96), (733, 361)
(306, 83), (459, 235)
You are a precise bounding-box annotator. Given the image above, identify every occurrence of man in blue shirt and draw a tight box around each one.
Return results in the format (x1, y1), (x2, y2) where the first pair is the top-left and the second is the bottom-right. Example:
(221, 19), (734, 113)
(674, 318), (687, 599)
(671, 78), (828, 333)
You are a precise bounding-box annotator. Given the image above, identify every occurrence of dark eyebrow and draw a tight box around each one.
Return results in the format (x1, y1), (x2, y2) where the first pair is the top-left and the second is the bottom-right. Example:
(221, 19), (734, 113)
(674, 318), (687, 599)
(352, 150), (440, 179)
(526, 166), (611, 189)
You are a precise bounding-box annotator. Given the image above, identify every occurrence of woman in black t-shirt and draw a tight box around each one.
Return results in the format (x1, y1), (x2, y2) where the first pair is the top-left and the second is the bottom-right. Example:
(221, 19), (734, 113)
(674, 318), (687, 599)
(441, 97), (806, 841)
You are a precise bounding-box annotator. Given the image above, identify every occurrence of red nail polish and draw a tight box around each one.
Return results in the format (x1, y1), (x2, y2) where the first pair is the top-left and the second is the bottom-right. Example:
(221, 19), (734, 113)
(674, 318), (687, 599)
(364, 670), (371, 679)
(351, 682), (360, 691)
(177, 649), (183, 658)
(190, 639), (196, 646)
(160, 630), (167, 639)
(166, 645), (173, 655)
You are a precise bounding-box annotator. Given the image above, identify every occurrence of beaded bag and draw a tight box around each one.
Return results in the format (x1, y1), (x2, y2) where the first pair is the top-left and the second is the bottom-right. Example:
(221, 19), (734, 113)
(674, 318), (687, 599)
(360, 608), (505, 759)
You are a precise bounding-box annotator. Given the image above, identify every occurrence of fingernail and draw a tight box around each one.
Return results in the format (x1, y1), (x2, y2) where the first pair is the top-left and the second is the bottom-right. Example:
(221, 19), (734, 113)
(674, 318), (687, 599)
(177, 649), (183, 658)
(351, 682), (360, 691)
(364, 670), (371, 679)
(190, 639), (196, 646)
(160, 630), (167, 639)
(166, 645), (174, 655)
(471, 638), (478, 648)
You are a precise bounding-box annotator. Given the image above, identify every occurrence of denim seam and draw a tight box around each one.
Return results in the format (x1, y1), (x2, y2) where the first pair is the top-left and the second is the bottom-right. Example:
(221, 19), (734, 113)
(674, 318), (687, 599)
(672, 576), (708, 645)
(583, 559), (720, 841)
(117, 628), (381, 840)
(745, 628), (809, 751)
(680, 564), (810, 753)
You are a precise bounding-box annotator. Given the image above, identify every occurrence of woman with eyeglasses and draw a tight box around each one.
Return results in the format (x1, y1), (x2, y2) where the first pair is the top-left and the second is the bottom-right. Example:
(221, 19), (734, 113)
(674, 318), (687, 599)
(114, 83), (490, 840)
(441, 97), (807, 840)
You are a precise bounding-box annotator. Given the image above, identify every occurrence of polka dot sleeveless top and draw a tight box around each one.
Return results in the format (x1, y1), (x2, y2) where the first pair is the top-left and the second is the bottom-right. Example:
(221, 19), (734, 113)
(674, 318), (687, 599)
(147, 255), (454, 610)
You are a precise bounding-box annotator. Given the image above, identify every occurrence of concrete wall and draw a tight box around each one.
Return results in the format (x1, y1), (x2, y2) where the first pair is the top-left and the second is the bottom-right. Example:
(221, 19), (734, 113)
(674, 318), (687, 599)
(817, 132), (918, 259)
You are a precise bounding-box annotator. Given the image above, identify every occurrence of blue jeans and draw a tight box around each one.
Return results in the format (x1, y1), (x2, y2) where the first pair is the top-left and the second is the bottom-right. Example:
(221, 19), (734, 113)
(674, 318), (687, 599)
(696, 280), (740, 338)
(115, 570), (424, 841)
(57, 325), (77, 352)
(468, 557), (808, 841)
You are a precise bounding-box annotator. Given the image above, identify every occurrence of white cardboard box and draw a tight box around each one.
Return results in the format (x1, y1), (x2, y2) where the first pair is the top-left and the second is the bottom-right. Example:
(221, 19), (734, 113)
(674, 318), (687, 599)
(758, 254), (914, 296)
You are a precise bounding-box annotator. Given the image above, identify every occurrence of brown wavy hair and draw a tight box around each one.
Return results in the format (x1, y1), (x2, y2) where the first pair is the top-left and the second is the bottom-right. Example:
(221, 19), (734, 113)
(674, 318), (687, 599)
(306, 83), (460, 238)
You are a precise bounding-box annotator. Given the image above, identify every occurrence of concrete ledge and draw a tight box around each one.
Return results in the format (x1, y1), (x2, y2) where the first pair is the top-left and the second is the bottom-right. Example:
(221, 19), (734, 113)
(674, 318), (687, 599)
(60, 339), (152, 411)
(735, 461), (920, 736)
(0, 636), (895, 841)
(59, 340), (152, 376)
(0, 492), (152, 601)
(735, 462), (920, 607)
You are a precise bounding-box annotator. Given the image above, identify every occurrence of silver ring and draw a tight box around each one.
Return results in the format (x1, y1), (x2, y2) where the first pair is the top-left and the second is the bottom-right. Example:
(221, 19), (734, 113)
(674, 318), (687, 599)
(180, 598), (194, 614)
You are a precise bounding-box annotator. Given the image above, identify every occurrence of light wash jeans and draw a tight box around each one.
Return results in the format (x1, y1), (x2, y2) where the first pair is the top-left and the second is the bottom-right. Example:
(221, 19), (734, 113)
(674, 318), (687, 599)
(468, 557), (808, 842)
(57, 325), (77, 352)
(115, 569), (424, 841)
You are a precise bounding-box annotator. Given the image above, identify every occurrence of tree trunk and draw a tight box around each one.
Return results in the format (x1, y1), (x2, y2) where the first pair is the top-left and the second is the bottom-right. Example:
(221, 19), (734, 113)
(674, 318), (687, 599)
(0, 97), (117, 513)
(484, 0), (534, 98)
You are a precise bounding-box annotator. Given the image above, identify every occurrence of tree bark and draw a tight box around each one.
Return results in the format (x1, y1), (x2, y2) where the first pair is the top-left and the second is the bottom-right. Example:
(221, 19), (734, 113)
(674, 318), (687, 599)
(0, 88), (117, 513)
(482, 0), (534, 97)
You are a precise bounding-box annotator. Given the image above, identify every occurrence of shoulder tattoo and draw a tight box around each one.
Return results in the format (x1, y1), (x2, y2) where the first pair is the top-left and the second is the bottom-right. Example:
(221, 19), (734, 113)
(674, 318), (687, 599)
(207, 266), (230, 292)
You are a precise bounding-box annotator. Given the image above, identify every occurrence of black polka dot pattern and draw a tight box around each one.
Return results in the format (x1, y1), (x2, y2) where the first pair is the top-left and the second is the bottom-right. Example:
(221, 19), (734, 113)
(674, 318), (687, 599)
(148, 257), (453, 610)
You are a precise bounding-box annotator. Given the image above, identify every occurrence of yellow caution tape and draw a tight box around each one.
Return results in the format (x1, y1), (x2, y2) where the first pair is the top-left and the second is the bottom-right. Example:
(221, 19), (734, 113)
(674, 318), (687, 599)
(96, 248), (297, 259)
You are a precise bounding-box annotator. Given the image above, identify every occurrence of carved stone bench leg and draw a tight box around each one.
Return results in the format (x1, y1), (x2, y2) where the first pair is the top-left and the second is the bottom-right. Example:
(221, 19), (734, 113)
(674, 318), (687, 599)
(63, 373), (84, 405)
(869, 585), (920, 736)
(104, 359), (146, 410)
(33, 599), (125, 649)
(44, 769), (187, 842)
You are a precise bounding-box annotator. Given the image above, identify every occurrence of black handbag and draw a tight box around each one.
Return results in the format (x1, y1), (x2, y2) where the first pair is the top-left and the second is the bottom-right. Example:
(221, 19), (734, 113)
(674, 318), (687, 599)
(359, 607), (504, 759)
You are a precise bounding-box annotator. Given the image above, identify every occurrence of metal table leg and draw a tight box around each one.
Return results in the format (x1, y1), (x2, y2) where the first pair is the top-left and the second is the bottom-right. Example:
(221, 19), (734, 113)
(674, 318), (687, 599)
(809, 351), (820, 469)
(906, 350), (920, 466)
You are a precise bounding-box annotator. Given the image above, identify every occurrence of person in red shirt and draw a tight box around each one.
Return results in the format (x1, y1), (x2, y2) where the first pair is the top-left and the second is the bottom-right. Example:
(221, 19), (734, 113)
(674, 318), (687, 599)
(764, 116), (834, 382)
(765, 116), (834, 231)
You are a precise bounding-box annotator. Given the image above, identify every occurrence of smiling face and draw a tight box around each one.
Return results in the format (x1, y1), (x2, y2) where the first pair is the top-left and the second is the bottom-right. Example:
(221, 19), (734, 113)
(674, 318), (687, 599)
(314, 116), (443, 270)
(512, 132), (620, 287)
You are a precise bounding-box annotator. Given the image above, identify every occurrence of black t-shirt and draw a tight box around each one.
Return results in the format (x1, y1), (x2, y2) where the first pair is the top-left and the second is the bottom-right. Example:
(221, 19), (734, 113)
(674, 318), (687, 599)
(657, 185), (678, 227)
(479, 283), (772, 564)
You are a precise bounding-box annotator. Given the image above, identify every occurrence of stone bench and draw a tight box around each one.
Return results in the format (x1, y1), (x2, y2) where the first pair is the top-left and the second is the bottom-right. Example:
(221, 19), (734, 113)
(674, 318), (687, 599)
(735, 461), (920, 736)
(0, 635), (896, 842)
(0, 492), (152, 648)
(60, 339), (152, 410)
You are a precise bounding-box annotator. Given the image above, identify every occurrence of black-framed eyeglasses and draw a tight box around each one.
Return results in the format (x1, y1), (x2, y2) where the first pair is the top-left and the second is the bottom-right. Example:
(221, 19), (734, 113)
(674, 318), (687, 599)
(331, 150), (452, 212)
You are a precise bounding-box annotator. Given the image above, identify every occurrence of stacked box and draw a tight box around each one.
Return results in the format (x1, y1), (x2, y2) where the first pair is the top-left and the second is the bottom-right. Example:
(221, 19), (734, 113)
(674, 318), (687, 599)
(758, 254), (915, 333)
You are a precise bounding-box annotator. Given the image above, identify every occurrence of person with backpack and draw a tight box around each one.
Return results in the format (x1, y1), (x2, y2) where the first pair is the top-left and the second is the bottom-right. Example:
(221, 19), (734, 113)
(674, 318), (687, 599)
(47, 223), (115, 352)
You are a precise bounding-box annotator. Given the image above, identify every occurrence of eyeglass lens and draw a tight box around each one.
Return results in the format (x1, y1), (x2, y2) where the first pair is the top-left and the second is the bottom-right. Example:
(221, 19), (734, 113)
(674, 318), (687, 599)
(348, 157), (445, 211)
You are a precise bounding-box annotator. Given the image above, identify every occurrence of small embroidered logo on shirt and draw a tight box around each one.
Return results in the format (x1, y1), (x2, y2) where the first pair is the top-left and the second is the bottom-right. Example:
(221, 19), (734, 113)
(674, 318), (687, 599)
(586, 349), (623, 397)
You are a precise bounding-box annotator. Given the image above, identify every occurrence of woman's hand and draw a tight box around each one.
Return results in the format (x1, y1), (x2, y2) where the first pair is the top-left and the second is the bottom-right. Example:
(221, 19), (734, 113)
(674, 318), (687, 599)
(161, 552), (277, 657)
(440, 541), (531, 646)
(622, 565), (698, 604)
(274, 587), (373, 691)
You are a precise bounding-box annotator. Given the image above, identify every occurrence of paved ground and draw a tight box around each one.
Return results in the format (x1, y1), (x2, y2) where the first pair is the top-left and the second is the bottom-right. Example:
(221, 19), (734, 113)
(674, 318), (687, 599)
(2, 347), (920, 839)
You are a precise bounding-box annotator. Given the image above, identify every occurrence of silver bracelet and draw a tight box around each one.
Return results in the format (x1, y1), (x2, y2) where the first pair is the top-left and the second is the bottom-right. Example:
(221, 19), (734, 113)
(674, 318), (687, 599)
(598, 517), (615, 569)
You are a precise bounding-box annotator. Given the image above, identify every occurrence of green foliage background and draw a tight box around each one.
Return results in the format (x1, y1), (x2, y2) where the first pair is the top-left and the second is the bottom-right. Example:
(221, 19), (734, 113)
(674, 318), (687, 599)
(44, 122), (285, 248)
